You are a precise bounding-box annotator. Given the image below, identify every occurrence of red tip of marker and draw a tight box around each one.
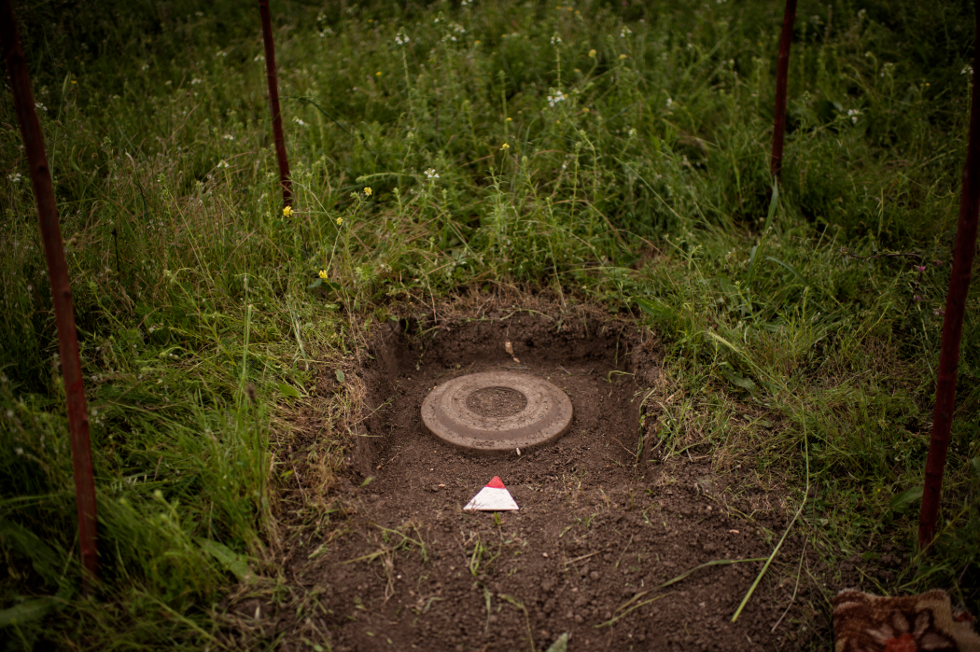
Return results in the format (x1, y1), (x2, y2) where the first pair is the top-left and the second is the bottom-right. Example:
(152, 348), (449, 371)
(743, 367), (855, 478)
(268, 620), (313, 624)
(486, 476), (505, 489)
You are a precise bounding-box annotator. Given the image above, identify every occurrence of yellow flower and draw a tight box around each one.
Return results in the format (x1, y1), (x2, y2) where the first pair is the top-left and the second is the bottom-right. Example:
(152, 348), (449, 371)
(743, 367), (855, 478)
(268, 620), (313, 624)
(474, 40), (481, 45)
(318, 269), (328, 279)
(589, 49), (596, 58)
(619, 54), (627, 60)
(364, 186), (373, 196)
(282, 206), (294, 217)
(506, 117), (512, 122)
(336, 217), (343, 226)
(376, 71), (382, 77)
(500, 143), (510, 150)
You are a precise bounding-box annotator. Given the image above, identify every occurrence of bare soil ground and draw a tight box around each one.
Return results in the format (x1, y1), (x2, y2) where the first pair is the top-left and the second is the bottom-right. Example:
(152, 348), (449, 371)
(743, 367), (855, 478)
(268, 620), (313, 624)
(230, 296), (897, 651)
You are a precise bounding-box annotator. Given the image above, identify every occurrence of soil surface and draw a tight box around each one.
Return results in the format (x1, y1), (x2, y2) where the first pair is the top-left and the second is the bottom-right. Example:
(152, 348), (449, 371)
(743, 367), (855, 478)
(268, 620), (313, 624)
(239, 301), (897, 651)
(465, 386), (528, 418)
(261, 309), (828, 651)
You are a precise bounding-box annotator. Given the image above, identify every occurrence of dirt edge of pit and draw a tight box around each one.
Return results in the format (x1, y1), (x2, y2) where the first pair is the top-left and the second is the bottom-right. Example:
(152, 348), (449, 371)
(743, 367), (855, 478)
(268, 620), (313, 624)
(350, 307), (663, 480)
(220, 295), (888, 652)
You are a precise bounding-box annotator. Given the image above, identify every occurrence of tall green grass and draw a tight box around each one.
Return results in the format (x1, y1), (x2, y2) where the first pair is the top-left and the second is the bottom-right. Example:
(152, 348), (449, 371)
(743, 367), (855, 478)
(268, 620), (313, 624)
(1, 0), (977, 647)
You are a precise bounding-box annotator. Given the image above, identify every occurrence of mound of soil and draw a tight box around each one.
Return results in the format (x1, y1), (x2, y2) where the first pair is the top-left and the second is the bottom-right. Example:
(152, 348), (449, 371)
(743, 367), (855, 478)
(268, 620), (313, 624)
(261, 307), (835, 651)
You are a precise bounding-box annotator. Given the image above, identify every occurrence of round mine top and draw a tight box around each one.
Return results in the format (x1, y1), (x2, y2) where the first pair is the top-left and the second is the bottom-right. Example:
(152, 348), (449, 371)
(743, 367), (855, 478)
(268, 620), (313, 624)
(421, 371), (573, 453)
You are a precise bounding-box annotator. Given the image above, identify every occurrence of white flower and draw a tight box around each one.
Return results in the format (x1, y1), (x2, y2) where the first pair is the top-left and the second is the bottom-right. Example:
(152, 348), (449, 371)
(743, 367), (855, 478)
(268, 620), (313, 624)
(395, 29), (411, 45)
(547, 90), (566, 107)
(8, 172), (22, 183)
(254, 54), (265, 62)
(425, 168), (440, 180)
(847, 108), (861, 124)
(551, 34), (562, 45)
(35, 102), (47, 111)
(620, 27), (632, 38)
(963, 65), (974, 76)
(223, 134), (234, 140)
(294, 117), (307, 126)
(440, 23), (465, 42)
(215, 50), (227, 57)
(190, 78), (202, 85)
(217, 160), (229, 169)
(666, 97), (674, 109)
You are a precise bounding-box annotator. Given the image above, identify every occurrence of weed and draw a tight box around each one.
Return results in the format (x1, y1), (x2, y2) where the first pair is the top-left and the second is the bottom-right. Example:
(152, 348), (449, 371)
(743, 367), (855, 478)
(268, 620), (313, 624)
(498, 593), (536, 652)
(343, 520), (427, 601)
(466, 533), (500, 577)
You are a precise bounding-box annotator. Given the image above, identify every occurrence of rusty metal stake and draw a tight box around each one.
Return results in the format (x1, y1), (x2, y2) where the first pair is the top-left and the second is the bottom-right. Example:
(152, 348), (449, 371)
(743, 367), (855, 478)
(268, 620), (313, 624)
(918, 0), (980, 553)
(0, 0), (98, 588)
(770, 0), (798, 181)
(259, 0), (293, 207)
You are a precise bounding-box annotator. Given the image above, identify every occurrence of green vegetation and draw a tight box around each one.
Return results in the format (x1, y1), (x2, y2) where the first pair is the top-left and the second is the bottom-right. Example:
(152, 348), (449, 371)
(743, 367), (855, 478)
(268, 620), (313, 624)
(1, 0), (978, 647)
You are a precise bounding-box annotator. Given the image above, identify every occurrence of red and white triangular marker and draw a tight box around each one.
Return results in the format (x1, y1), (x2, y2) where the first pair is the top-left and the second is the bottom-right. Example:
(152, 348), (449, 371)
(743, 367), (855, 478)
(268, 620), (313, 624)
(463, 476), (519, 512)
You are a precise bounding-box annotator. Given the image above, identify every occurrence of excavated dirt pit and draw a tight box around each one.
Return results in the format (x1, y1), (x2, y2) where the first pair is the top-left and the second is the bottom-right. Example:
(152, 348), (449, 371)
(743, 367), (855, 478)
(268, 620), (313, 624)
(281, 311), (821, 651)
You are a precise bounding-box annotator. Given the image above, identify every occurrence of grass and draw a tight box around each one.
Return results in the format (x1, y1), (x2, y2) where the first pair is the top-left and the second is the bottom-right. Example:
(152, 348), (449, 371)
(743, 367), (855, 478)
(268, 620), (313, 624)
(1, 0), (978, 647)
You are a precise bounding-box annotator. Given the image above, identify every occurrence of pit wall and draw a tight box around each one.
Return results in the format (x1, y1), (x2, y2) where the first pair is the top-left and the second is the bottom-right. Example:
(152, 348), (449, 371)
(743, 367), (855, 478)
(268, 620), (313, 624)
(351, 313), (660, 479)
